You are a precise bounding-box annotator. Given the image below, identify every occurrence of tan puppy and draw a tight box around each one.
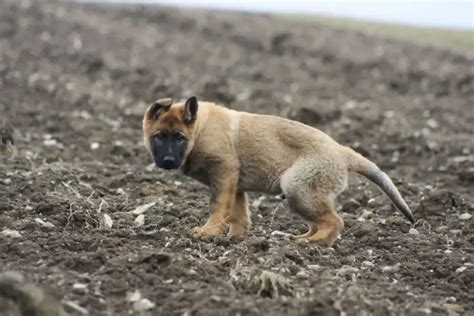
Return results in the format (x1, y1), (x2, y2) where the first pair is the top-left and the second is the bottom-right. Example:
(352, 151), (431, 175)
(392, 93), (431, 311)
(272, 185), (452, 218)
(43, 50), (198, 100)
(143, 97), (415, 246)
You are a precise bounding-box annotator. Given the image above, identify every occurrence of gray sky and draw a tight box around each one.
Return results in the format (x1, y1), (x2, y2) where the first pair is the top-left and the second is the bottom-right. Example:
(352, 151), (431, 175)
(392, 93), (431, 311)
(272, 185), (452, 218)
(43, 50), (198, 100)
(83, 0), (474, 29)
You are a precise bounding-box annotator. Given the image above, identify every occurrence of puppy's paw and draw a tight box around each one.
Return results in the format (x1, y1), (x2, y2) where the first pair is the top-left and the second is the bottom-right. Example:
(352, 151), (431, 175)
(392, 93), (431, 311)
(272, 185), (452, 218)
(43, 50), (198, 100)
(190, 225), (223, 239)
(228, 223), (249, 237)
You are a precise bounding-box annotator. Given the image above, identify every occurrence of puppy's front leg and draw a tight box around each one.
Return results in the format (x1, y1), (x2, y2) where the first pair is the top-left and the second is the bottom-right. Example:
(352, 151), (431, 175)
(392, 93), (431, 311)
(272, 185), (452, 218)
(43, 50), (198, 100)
(191, 165), (238, 238)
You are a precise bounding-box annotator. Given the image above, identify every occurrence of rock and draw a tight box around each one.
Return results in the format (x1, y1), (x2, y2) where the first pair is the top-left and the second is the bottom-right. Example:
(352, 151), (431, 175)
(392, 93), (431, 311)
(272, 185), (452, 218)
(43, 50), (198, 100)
(0, 271), (66, 316)
(0, 127), (14, 147)
(1, 229), (22, 238)
(0, 178), (12, 185)
(382, 263), (400, 273)
(102, 214), (113, 228)
(342, 199), (361, 213)
(458, 213), (472, 220)
(133, 298), (155, 312)
(34, 218), (55, 229)
(455, 266), (467, 273)
(458, 168), (474, 183)
(131, 202), (156, 215)
(417, 189), (463, 217)
(134, 214), (145, 227)
(352, 221), (377, 238)
(408, 228), (420, 236)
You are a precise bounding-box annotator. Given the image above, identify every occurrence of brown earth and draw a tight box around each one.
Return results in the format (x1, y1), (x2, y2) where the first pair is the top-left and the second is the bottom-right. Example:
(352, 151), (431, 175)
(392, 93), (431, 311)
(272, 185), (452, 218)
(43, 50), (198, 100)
(0, 1), (473, 315)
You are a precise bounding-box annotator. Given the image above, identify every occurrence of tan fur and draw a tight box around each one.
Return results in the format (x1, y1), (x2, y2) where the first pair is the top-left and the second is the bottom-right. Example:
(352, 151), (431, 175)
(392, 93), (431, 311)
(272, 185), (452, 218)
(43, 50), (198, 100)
(143, 99), (414, 246)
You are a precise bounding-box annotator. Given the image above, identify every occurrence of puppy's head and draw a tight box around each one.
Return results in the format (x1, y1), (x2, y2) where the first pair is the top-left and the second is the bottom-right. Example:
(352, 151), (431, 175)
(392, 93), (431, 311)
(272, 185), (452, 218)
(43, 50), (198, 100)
(143, 96), (199, 170)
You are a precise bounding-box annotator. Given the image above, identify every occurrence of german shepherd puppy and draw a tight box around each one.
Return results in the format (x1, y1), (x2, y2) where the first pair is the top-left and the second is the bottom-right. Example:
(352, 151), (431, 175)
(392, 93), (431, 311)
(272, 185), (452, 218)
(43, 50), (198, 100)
(143, 97), (414, 246)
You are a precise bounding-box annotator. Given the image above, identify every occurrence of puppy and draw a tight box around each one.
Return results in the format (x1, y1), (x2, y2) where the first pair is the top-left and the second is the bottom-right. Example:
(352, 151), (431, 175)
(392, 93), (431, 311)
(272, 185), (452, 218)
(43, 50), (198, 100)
(143, 97), (414, 246)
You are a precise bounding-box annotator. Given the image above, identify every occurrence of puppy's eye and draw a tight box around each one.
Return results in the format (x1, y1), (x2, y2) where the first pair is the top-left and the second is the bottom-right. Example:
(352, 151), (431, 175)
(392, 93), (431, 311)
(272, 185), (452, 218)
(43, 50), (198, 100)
(154, 131), (167, 140)
(175, 132), (186, 143)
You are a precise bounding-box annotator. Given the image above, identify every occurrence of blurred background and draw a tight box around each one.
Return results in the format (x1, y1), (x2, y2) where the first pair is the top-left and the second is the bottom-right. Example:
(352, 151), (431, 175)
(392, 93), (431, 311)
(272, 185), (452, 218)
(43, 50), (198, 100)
(82, 0), (474, 29)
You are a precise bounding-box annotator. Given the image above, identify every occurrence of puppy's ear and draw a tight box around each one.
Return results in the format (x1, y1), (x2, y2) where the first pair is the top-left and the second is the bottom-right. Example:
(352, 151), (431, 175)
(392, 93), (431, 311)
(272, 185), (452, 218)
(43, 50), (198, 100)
(147, 98), (173, 120)
(184, 96), (198, 124)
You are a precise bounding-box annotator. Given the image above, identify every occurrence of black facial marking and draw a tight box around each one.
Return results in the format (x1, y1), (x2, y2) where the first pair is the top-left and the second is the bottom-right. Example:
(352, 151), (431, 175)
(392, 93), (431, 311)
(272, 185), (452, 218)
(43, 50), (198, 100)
(150, 129), (187, 170)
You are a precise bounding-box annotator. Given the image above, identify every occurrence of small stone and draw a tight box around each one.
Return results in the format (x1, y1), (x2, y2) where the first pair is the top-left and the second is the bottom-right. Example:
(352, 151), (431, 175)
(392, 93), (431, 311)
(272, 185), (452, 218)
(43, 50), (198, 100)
(455, 266), (467, 273)
(362, 261), (374, 267)
(426, 119), (439, 129)
(409, 228), (420, 235)
(127, 290), (142, 302)
(382, 263), (400, 273)
(270, 230), (292, 238)
(459, 213), (472, 220)
(336, 265), (359, 275)
(0, 178), (12, 185)
(43, 139), (58, 146)
(1, 229), (22, 238)
(90, 142), (100, 150)
(102, 214), (113, 228)
(307, 264), (321, 271)
(443, 303), (464, 312)
(134, 214), (145, 227)
(131, 202), (156, 215)
(146, 163), (155, 172)
(34, 218), (55, 229)
(342, 199), (360, 213)
(133, 298), (155, 312)
(72, 282), (88, 294)
(296, 270), (308, 279)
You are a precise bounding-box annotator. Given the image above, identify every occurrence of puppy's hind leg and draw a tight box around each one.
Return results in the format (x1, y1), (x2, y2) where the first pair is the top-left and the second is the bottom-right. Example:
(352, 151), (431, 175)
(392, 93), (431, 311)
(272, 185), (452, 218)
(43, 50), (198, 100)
(227, 192), (250, 237)
(303, 198), (343, 246)
(281, 163), (345, 247)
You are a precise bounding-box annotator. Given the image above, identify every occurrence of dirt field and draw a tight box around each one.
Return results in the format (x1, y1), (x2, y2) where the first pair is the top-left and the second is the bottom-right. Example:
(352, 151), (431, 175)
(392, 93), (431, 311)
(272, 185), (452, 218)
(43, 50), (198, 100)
(0, 1), (473, 315)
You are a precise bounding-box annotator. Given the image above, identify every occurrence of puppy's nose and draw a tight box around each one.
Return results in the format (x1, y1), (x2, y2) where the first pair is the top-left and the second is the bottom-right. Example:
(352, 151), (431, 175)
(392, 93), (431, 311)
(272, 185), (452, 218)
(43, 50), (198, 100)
(163, 156), (175, 163)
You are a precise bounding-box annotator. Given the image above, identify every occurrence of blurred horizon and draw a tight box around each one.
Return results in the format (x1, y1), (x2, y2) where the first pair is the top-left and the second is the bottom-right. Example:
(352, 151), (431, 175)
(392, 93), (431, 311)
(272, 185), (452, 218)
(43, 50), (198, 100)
(77, 0), (474, 30)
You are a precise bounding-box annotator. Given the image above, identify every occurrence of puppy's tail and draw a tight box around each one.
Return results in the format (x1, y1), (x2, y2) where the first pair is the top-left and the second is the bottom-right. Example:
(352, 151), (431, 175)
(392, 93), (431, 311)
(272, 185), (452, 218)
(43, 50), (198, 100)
(344, 147), (415, 224)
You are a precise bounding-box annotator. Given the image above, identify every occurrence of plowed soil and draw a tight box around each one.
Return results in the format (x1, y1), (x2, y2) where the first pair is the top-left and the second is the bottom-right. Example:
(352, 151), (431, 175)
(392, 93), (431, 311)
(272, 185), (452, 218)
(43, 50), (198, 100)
(0, 1), (473, 315)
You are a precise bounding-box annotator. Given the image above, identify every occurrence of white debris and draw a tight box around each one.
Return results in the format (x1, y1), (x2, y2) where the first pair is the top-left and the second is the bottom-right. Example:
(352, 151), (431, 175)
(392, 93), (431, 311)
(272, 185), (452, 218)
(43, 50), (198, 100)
(134, 214), (145, 227)
(102, 214), (113, 228)
(1, 229), (22, 238)
(458, 213), (472, 220)
(127, 290), (142, 302)
(270, 230), (292, 237)
(409, 228), (420, 236)
(426, 119), (439, 129)
(63, 301), (89, 315)
(43, 139), (59, 146)
(174, 181), (182, 186)
(34, 218), (55, 228)
(72, 282), (88, 290)
(362, 261), (374, 267)
(307, 264), (321, 271)
(0, 178), (12, 185)
(455, 266), (467, 273)
(133, 299), (156, 312)
(116, 188), (125, 195)
(131, 202), (156, 215)
(146, 163), (155, 172)
(296, 270), (309, 279)
(382, 263), (400, 273)
(336, 265), (359, 275)
(90, 142), (100, 150)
